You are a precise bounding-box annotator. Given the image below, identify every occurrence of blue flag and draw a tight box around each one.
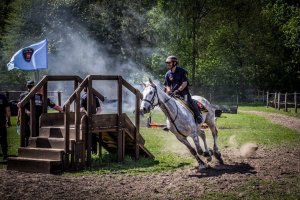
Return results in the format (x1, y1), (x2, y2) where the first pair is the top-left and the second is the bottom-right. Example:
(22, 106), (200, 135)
(7, 39), (48, 71)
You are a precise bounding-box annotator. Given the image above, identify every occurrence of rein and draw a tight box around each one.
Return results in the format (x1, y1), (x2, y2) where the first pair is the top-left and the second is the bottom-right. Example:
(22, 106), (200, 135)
(145, 85), (186, 137)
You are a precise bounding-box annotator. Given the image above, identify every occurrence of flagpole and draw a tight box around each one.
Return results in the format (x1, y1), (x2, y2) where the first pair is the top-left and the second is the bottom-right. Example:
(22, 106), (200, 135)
(34, 70), (40, 82)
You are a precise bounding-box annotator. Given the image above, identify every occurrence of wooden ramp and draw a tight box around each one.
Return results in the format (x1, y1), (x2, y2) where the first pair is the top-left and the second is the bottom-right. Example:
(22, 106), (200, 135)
(91, 113), (154, 159)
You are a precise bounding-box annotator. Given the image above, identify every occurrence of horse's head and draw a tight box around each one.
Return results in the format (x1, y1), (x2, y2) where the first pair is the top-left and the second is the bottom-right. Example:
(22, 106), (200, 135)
(140, 78), (158, 115)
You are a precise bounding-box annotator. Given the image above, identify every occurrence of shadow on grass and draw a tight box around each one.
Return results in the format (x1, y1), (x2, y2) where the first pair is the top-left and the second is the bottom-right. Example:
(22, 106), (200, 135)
(67, 153), (191, 174)
(190, 162), (256, 178)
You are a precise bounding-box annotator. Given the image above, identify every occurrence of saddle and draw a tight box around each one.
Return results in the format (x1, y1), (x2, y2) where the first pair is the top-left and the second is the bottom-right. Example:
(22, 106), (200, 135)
(174, 96), (208, 114)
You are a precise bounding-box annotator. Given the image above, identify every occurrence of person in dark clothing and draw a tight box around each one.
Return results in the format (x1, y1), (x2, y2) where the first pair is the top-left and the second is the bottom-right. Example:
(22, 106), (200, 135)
(17, 81), (63, 145)
(80, 87), (101, 114)
(17, 80), (34, 146)
(80, 87), (101, 154)
(164, 55), (202, 124)
(0, 93), (11, 160)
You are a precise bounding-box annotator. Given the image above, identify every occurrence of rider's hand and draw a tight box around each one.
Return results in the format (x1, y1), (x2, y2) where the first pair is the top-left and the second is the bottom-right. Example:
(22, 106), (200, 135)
(173, 90), (180, 96)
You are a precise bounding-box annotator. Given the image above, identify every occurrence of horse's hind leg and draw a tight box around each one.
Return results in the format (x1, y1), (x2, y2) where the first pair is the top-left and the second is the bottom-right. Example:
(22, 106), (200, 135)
(208, 123), (224, 164)
(176, 135), (206, 172)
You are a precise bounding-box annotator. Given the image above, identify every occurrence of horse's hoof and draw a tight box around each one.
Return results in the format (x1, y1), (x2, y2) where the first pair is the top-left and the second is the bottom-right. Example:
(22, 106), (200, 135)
(213, 151), (224, 164)
(218, 158), (224, 165)
(206, 156), (212, 162)
(203, 151), (211, 157)
(198, 165), (206, 173)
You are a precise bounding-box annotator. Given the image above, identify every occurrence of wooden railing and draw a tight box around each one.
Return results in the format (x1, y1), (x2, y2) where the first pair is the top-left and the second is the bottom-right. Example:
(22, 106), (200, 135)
(64, 75), (142, 167)
(18, 75), (82, 147)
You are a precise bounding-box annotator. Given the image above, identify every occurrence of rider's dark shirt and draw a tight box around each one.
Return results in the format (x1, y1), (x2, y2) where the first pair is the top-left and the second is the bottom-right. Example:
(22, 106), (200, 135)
(165, 66), (189, 95)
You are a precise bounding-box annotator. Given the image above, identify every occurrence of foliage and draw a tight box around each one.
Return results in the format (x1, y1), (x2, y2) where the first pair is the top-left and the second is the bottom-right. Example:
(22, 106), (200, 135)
(0, 0), (299, 93)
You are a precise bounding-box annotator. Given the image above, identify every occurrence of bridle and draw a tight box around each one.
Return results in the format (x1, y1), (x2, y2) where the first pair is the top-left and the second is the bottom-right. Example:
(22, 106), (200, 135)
(142, 85), (159, 110)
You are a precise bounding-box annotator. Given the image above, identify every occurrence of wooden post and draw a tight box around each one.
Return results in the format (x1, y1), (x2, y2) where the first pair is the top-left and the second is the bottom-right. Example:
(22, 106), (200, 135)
(262, 90), (265, 104)
(64, 103), (70, 168)
(295, 92), (298, 113)
(274, 92), (277, 108)
(42, 83), (48, 114)
(284, 92), (288, 112)
(20, 108), (26, 147)
(86, 79), (93, 167)
(117, 77), (124, 162)
(277, 92), (281, 110)
(74, 91), (81, 166)
(58, 91), (62, 106)
(266, 91), (269, 107)
(30, 97), (36, 137)
(135, 90), (140, 160)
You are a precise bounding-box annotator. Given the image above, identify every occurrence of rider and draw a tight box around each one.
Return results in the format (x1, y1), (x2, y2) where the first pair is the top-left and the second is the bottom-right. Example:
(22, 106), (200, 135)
(164, 55), (202, 124)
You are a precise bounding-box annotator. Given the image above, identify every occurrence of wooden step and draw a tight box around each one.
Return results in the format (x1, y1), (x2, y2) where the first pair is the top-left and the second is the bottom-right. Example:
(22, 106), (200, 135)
(40, 112), (85, 127)
(39, 127), (80, 139)
(7, 157), (63, 174)
(28, 137), (74, 150)
(18, 147), (64, 160)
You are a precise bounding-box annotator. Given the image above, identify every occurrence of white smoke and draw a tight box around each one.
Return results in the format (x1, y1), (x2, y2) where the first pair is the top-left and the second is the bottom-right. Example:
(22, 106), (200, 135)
(44, 15), (157, 113)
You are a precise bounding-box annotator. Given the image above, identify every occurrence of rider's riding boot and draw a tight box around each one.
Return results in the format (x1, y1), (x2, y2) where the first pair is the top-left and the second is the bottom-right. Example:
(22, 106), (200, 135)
(191, 100), (203, 124)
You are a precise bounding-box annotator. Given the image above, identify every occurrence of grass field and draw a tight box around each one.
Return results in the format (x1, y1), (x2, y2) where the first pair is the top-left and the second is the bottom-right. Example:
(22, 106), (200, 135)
(2, 106), (299, 174)
(1, 106), (300, 199)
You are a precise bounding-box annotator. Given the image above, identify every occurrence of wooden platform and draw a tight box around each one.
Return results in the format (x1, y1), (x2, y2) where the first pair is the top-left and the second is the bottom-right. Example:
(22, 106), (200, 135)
(7, 113), (153, 174)
(7, 75), (153, 174)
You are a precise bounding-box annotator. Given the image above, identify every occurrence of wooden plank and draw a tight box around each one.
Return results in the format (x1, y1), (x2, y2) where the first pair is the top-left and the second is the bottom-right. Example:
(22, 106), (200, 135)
(20, 108), (26, 147)
(117, 77), (123, 162)
(89, 75), (119, 81)
(42, 83), (48, 113)
(30, 97), (36, 137)
(86, 79), (93, 167)
(135, 92), (140, 160)
(92, 114), (118, 130)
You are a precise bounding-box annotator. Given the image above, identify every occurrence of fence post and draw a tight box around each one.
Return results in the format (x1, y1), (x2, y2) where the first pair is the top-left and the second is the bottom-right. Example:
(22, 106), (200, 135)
(278, 92), (281, 110)
(58, 91), (62, 106)
(295, 92), (298, 113)
(266, 91), (269, 107)
(262, 90), (265, 104)
(273, 92), (277, 109)
(284, 92), (287, 112)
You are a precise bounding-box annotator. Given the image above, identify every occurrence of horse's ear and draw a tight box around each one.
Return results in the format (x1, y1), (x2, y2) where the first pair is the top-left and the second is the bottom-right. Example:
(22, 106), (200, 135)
(148, 78), (153, 84)
(142, 82), (146, 88)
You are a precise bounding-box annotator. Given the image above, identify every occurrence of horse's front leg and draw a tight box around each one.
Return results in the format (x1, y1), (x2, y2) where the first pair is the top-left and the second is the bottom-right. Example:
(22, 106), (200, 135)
(191, 133), (203, 156)
(176, 135), (206, 172)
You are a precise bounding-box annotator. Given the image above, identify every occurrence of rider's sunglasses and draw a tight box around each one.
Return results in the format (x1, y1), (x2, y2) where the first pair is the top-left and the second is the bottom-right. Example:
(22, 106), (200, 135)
(165, 61), (172, 64)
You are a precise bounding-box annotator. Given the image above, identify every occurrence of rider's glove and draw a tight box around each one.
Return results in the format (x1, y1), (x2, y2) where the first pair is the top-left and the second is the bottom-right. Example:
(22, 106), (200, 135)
(173, 90), (180, 96)
(170, 90), (179, 97)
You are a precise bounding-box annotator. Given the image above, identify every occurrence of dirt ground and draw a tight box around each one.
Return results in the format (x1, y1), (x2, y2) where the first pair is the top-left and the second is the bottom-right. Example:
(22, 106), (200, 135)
(0, 112), (299, 200)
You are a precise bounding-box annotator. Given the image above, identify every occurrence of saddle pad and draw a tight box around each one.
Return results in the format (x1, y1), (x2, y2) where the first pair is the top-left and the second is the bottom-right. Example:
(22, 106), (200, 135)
(197, 101), (208, 112)
(174, 97), (194, 115)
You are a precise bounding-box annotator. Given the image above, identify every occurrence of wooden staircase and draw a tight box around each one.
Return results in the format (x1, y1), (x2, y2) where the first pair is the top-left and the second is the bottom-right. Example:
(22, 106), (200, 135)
(7, 112), (85, 174)
(7, 75), (154, 174)
(7, 113), (154, 174)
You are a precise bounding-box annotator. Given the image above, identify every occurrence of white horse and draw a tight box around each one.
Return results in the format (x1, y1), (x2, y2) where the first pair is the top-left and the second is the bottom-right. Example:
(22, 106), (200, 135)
(140, 79), (223, 171)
